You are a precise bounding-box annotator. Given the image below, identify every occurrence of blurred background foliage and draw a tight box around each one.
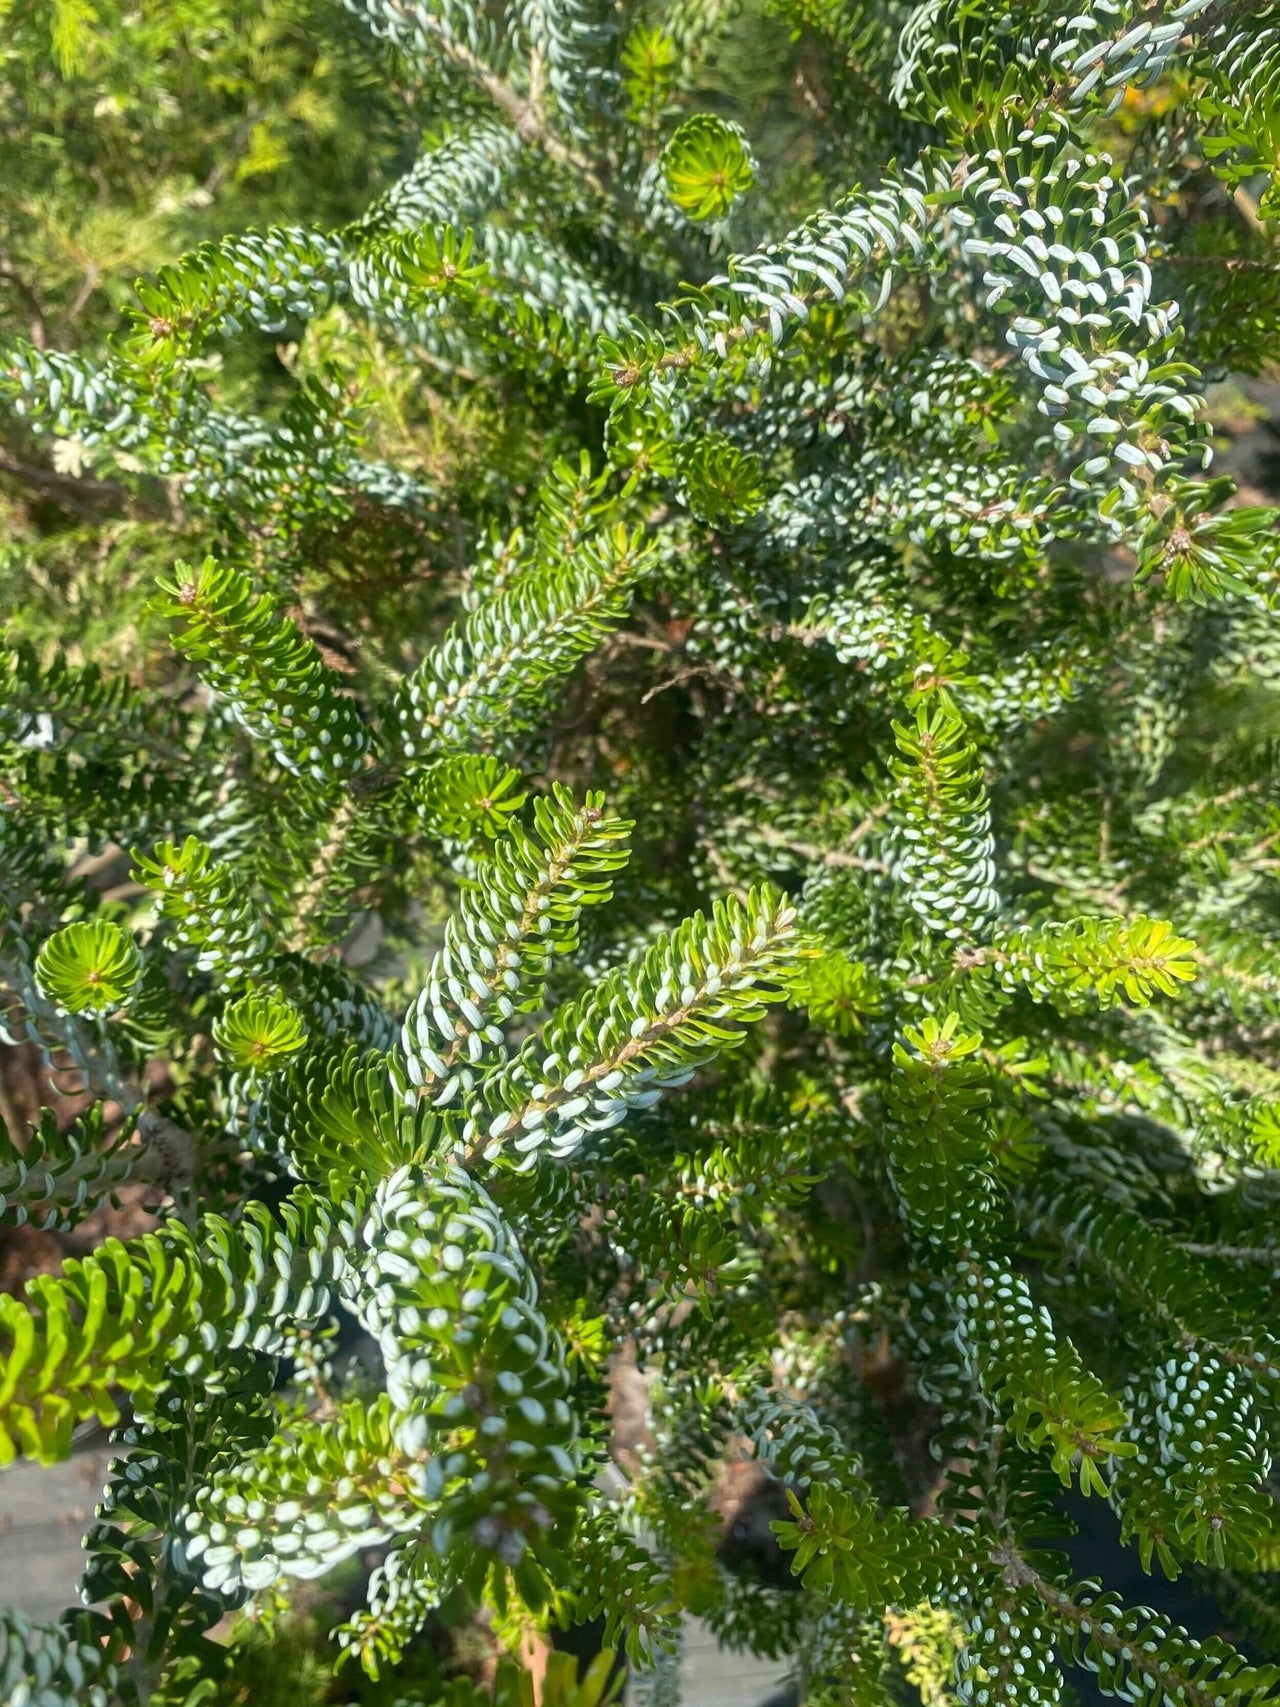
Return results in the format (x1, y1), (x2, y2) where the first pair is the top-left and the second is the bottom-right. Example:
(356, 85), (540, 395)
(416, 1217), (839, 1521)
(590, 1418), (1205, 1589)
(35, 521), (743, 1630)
(4, 0), (1274, 678)
(0, 0), (915, 673)
(0, 0), (415, 662)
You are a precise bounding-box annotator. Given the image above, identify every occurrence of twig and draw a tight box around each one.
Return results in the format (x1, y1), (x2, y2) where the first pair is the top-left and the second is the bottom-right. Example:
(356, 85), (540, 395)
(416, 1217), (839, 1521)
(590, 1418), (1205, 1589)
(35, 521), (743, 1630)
(750, 822), (890, 874)
(0, 255), (48, 349)
(1162, 253), (1280, 272)
(640, 663), (719, 704)
(1177, 1241), (1280, 1263)
(0, 444), (168, 522)
(62, 261), (102, 329)
(387, 2), (608, 196)
(1233, 184), (1266, 236)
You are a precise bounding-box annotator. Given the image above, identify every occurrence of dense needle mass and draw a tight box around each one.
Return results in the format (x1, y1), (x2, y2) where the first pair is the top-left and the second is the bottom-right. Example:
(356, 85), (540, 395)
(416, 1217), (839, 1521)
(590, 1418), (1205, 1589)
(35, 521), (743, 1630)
(3, 0), (1280, 1703)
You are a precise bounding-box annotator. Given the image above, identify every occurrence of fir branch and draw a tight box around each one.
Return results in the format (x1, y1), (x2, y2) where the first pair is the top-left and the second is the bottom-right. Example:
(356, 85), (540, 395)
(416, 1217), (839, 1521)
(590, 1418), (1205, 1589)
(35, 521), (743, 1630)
(471, 885), (804, 1164)
(157, 559), (374, 784)
(401, 786), (631, 1101)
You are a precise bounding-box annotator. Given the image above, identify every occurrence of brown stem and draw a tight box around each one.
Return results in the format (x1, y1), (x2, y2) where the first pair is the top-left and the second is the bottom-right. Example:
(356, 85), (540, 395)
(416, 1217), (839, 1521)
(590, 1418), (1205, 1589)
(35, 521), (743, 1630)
(384, 1), (608, 196)
(0, 443), (170, 522)
(61, 263), (102, 330)
(744, 822), (890, 874)
(0, 256), (48, 349)
(287, 794), (363, 949)
(1019, 1564), (1239, 1707)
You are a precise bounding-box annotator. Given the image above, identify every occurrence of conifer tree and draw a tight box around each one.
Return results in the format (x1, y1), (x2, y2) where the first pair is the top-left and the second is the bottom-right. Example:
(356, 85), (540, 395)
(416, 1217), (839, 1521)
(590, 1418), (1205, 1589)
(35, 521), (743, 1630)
(4, 0), (1280, 1702)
